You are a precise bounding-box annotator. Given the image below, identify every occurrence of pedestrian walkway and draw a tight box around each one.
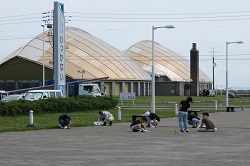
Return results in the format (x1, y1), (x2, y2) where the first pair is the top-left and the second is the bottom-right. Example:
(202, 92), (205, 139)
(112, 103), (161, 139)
(0, 109), (249, 166)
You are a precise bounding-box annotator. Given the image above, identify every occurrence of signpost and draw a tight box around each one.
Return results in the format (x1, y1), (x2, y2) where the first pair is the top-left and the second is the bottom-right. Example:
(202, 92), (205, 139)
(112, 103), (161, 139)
(53, 1), (66, 96)
(120, 92), (136, 105)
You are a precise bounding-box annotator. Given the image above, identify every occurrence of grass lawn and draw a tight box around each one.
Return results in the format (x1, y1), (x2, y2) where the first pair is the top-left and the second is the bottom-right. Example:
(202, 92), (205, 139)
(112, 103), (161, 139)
(0, 95), (249, 133)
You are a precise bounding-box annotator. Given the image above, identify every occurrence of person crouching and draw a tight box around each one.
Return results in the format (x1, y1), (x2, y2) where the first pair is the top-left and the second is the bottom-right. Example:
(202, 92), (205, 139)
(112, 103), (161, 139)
(58, 114), (71, 129)
(144, 111), (160, 128)
(130, 117), (147, 132)
(98, 111), (114, 126)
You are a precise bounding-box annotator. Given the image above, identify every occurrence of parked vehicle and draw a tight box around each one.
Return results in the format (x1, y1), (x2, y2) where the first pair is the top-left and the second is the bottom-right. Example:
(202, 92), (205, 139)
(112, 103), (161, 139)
(1, 94), (24, 102)
(0, 90), (8, 100)
(24, 90), (63, 101)
(78, 84), (101, 97)
(208, 90), (215, 97)
(228, 92), (235, 99)
(201, 89), (215, 97)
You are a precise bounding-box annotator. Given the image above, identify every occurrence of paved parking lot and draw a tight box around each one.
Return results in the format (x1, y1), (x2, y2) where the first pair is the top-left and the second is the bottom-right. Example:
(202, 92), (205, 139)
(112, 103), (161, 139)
(0, 109), (250, 166)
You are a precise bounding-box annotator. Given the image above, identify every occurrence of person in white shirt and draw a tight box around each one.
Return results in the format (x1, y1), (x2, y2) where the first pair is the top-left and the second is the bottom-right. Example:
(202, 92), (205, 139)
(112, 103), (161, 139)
(98, 111), (114, 126)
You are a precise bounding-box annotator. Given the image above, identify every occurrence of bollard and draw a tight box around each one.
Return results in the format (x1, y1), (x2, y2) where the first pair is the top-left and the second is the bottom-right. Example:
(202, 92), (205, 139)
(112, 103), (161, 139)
(241, 105), (245, 111)
(118, 107), (121, 120)
(29, 110), (34, 126)
(215, 101), (217, 110)
(175, 104), (178, 115)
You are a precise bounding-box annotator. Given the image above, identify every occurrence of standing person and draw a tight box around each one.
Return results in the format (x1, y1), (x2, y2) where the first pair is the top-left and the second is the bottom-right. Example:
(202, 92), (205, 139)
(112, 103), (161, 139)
(198, 112), (217, 132)
(188, 114), (200, 128)
(144, 111), (160, 128)
(98, 111), (114, 126)
(178, 96), (193, 134)
(58, 114), (71, 129)
(130, 117), (147, 132)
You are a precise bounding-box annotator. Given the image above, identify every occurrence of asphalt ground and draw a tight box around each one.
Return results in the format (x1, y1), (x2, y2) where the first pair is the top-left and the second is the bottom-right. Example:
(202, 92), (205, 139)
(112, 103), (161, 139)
(1, 108), (250, 166)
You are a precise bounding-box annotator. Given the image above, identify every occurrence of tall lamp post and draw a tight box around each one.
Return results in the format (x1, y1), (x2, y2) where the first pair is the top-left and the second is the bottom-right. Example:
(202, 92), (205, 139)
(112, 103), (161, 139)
(212, 47), (216, 90)
(41, 25), (45, 86)
(151, 25), (175, 113)
(225, 41), (243, 107)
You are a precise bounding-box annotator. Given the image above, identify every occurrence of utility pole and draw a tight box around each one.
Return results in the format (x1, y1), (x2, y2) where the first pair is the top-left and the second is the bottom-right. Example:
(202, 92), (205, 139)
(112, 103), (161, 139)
(211, 47), (217, 90)
(212, 47), (215, 90)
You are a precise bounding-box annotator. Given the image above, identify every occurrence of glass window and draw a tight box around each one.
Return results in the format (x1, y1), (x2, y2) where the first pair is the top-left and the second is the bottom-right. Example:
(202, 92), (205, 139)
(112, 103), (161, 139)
(56, 92), (62, 97)
(49, 92), (55, 97)
(25, 92), (43, 100)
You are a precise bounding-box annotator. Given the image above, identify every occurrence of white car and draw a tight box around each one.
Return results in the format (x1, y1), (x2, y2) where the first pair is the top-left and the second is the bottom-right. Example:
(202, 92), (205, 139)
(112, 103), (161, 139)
(1, 94), (24, 102)
(24, 90), (63, 101)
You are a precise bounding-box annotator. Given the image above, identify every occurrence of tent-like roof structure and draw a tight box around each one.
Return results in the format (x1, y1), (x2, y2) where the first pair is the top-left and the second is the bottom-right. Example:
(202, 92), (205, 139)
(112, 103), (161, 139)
(124, 40), (211, 83)
(0, 27), (211, 83)
(0, 26), (151, 81)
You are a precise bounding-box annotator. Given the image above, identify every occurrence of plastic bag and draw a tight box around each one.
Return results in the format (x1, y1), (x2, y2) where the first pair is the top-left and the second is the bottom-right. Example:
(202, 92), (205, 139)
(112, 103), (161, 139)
(94, 122), (104, 126)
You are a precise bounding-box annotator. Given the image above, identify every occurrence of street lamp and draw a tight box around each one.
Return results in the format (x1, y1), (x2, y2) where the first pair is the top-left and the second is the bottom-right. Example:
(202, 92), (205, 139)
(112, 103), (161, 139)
(77, 69), (85, 79)
(151, 25), (175, 113)
(225, 41), (243, 107)
(41, 25), (45, 86)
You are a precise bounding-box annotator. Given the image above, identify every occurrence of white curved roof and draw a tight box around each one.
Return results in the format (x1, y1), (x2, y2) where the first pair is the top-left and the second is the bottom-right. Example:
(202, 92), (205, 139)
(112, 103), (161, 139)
(1, 27), (211, 83)
(1, 26), (151, 80)
(124, 40), (211, 83)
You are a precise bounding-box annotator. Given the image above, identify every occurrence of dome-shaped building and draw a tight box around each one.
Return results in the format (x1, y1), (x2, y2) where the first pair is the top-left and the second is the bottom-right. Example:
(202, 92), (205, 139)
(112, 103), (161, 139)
(0, 27), (211, 96)
(0, 27), (152, 96)
(124, 40), (212, 96)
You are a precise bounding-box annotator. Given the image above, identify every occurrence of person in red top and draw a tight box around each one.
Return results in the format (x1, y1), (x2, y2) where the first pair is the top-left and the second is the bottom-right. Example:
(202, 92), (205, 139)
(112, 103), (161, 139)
(178, 96), (193, 134)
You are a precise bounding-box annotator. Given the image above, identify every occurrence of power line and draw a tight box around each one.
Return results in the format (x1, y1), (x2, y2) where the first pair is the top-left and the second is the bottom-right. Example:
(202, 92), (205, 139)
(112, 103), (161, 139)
(0, 37), (34, 40)
(70, 14), (250, 20)
(0, 16), (43, 23)
(71, 17), (250, 23)
(0, 20), (41, 26)
(0, 13), (42, 19)
(67, 10), (250, 16)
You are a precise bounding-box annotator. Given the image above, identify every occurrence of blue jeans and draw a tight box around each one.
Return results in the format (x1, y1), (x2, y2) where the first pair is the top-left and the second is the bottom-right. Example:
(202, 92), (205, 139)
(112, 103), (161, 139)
(192, 118), (200, 127)
(178, 111), (188, 132)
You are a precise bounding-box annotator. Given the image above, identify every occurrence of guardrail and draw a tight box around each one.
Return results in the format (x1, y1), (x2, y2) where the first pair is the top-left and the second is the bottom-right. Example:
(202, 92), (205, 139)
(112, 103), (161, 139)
(235, 94), (250, 97)
(118, 105), (249, 109)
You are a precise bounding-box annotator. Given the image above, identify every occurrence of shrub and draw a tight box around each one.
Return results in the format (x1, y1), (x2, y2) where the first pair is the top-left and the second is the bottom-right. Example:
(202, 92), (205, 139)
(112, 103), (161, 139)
(0, 96), (118, 116)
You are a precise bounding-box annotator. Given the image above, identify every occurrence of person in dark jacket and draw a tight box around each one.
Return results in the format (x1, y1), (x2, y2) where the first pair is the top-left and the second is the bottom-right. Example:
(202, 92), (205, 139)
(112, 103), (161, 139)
(58, 114), (71, 129)
(130, 117), (147, 132)
(144, 111), (160, 128)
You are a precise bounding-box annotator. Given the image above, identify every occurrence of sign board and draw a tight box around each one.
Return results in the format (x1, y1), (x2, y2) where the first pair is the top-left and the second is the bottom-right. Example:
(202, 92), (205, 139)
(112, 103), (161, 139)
(120, 92), (136, 100)
(53, 2), (66, 95)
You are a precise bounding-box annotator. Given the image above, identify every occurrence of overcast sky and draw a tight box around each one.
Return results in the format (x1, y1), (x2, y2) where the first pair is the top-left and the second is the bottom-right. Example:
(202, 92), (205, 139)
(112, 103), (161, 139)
(0, 0), (250, 90)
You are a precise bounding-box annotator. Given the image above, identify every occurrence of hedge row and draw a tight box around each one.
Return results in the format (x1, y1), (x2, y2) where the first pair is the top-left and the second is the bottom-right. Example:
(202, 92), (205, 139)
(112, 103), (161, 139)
(0, 96), (119, 116)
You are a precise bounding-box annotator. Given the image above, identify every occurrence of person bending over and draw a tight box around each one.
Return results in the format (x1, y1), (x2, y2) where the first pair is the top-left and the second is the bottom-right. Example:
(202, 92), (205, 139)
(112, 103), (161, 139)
(98, 111), (114, 126)
(144, 111), (160, 128)
(130, 117), (147, 132)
